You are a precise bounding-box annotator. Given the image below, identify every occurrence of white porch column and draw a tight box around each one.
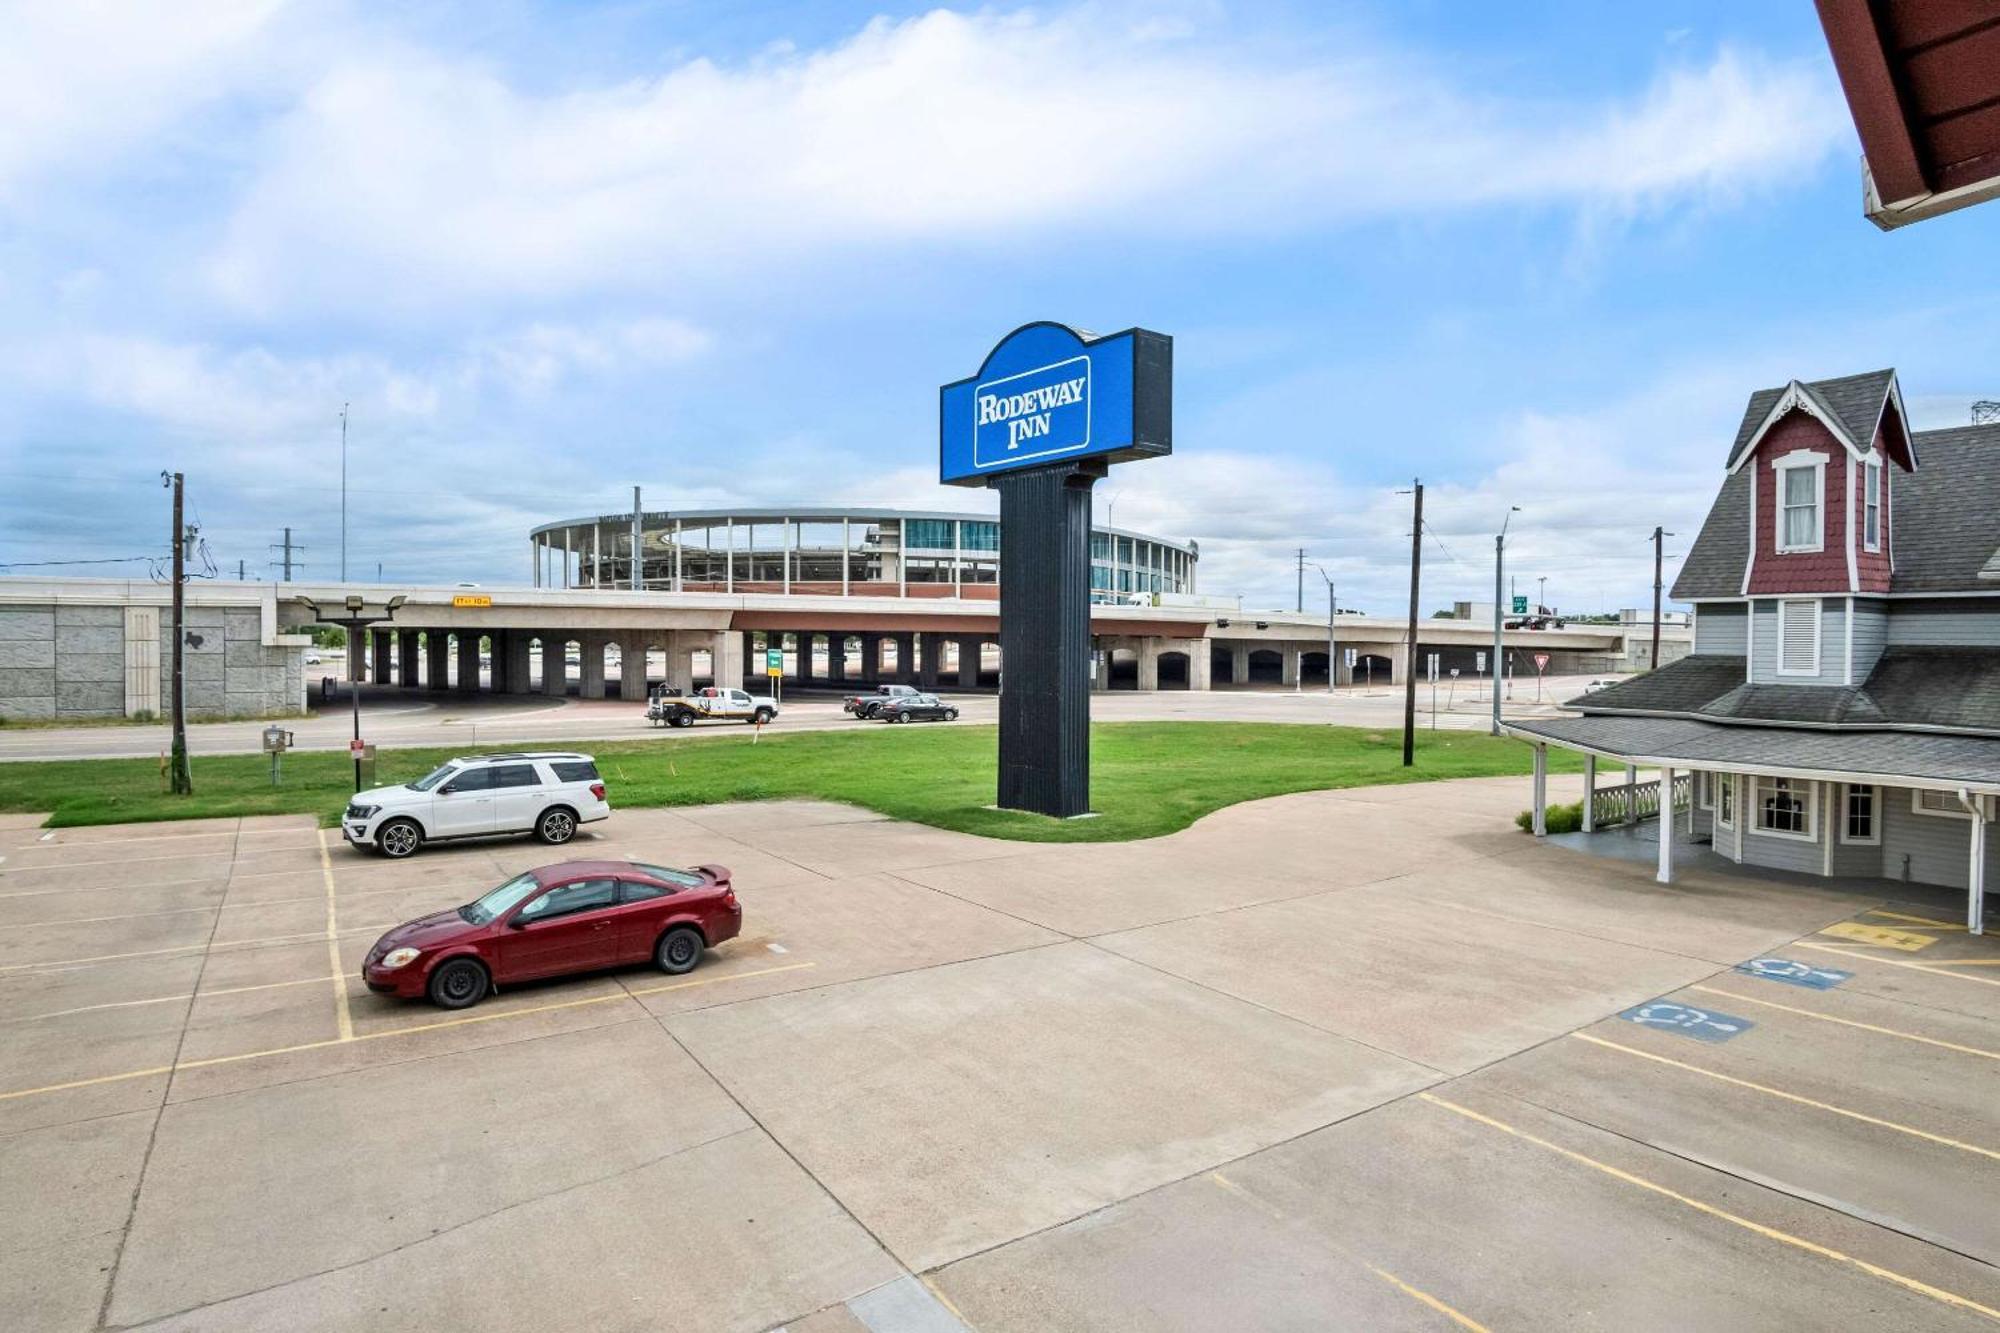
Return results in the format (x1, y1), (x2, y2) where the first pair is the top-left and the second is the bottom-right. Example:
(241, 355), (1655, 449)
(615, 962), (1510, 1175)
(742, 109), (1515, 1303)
(1531, 744), (1547, 837)
(1657, 766), (1677, 884)
(1581, 754), (1597, 833)
(1970, 795), (1988, 936)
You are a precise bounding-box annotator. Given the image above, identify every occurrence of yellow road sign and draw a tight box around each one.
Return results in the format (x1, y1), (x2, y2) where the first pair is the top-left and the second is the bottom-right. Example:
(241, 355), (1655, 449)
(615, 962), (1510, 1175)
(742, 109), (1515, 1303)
(451, 594), (492, 608)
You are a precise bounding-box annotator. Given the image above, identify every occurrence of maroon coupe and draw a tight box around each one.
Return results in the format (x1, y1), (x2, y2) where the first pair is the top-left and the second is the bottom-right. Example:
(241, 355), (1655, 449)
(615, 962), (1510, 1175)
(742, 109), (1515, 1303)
(362, 859), (741, 1009)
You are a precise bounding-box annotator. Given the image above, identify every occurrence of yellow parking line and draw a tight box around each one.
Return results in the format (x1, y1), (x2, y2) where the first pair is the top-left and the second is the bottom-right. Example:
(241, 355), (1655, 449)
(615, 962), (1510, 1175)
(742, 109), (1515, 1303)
(1799, 942), (2000, 988)
(1688, 985), (2000, 1063)
(1, 974), (342, 1026)
(0, 961), (816, 1103)
(0, 922), (397, 974)
(1865, 910), (1970, 932)
(1418, 1093), (2000, 1324)
(1572, 1033), (2000, 1161)
(1208, 1171), (1489, 1332)
(316, 829), (353, 1042)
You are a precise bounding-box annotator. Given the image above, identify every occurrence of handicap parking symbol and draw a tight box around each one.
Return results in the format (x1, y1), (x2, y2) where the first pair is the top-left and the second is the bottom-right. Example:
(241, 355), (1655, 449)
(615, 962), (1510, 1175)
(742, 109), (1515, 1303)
(1734, 957), (1851, 990)
(1618, 1001), (1754, 1043)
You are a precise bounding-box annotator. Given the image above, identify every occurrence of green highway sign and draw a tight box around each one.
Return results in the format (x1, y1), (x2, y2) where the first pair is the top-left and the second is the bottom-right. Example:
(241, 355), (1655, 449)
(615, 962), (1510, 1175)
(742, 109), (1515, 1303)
(1511, 595), (1528, 614)
(765, 648), (784, 670)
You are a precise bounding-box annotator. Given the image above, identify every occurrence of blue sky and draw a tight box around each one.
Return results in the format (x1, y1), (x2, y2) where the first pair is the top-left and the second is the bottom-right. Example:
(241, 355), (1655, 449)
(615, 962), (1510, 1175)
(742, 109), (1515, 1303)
(1, 1), (1994, 614)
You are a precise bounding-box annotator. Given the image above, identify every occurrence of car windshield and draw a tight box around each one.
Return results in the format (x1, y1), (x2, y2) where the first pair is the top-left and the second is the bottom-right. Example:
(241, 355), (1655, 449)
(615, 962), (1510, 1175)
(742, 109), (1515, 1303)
(459, 872), (542, 924)
(408, 763), (458, 792)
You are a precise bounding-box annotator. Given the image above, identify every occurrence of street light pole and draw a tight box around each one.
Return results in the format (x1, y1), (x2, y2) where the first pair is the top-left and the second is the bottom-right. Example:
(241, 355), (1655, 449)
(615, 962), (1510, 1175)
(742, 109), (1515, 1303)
(1493, 506), (1520, 737)
(302, 594), (405, 793)
(1310, 562), (1337, 695)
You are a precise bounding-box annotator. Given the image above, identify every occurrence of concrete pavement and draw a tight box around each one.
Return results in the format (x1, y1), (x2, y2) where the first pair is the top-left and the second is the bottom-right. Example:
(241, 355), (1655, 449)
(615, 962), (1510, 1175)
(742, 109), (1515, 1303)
(5, 780), (2000, 1329)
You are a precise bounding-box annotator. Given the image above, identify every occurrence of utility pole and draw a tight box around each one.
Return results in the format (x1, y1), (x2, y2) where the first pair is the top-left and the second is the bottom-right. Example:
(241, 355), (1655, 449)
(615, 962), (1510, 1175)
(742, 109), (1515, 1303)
(1310, 562), (1337, 695)
(237, 559), (246, 581)
(1402, 480), (1422, 767)
(1537, 575), (1547, 615)
(1296, 548), (1304, 613)
(1651, 526), (1672, 671)
(1492, 506), (1519, 736)
(165, 472), (192, 795)
(270, 528), (302, 581)
(339, 404), (349, 581)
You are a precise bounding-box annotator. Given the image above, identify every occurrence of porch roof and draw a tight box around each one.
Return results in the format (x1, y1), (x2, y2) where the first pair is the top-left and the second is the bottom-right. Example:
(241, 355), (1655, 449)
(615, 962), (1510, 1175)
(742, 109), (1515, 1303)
(1505, 714), (2000, 793)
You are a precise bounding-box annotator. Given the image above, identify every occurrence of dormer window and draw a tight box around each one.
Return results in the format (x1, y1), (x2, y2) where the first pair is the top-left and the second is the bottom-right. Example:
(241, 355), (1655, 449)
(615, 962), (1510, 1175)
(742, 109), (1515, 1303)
(1774, 454), (1825, 552)
(1864, 458), (1881, 551)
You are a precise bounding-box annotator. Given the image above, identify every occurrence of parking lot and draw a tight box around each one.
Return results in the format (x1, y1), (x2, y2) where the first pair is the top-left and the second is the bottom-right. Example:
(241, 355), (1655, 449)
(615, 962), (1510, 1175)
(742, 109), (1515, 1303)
(4, 778), (2000, 1330)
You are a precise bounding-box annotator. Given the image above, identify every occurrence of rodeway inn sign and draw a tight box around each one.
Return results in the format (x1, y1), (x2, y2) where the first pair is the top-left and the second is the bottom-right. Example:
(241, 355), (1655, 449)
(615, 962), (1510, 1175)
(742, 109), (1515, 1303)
(939, 322), (1172, 485)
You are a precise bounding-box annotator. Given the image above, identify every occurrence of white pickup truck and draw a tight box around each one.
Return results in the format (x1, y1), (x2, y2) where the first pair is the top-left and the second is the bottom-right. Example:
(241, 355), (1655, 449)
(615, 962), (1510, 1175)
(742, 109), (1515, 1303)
(649, 686), (779, 728)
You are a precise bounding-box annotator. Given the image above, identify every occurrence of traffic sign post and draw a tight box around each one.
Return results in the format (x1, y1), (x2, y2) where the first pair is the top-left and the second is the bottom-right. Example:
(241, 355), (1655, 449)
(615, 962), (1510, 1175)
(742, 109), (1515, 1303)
(941, 322), (1172, 817)
(1533, 651), (1550, 702)
(765, 646), (784, 703)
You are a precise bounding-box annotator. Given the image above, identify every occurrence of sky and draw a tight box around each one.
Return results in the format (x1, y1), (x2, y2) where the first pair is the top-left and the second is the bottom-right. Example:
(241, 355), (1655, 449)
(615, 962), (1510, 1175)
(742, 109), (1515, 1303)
(0, 0), (1995, 615)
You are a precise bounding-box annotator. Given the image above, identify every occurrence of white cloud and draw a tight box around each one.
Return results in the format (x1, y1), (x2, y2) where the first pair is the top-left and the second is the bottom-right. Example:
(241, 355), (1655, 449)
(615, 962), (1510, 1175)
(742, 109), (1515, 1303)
(201, 8), (1852, 315)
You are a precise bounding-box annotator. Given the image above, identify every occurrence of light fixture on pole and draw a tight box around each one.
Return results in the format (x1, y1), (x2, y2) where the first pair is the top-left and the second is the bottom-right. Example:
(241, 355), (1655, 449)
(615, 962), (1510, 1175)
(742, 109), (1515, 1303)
(300, 592), (406, 793)
(1310, 561), (1337, 695)
(1492, 506), (1521, 737)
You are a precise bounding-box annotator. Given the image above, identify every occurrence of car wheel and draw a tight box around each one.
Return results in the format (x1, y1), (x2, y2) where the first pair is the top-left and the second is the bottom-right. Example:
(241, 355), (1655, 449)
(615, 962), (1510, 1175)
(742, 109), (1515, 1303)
(536, 806), (577, 845)
(754, 707), (774, 724)
(427, 958), (488, 1009)
(945, 709), (958, 720)
(670, 711), (694, 728)
(655, 926), (704, 975)
(377, 818), (423, 859)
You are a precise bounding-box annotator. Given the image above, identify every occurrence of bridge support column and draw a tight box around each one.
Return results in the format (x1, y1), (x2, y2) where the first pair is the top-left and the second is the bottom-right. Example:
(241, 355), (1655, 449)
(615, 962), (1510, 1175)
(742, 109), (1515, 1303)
(1389, 641), (1411, 687)
(710, 630), (745, 692)
(578, 634), (607, 699)
(1184, 638), (1212, 691)
(892, 633), (915, 682)
(1280, 645), (1301, 687)
(827, 636), (847, 683)
(425, 633), (448, 691)
(1137, 639), (1160, 692)
(347, 632), (366, 683)
(456, 634), (480, 692)
(919, 633), (944, 689)
(958, 638), (980, 689)
(664, 632), (697, 696)
(397, 631), (420, 689)
(502, 633), (533, 695)
(860, 635), (881, 683)
(540, 636), (566, 697)
(1230, 645), (1249, 686)
(618, 638), (649, 700)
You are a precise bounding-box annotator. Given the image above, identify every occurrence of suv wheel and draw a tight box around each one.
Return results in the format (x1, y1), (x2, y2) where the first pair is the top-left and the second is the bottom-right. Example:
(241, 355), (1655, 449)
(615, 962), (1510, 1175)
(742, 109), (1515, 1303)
(377, 818), (423, 859)
(753, 707), (774, 724)
(536, 807), (577, 845)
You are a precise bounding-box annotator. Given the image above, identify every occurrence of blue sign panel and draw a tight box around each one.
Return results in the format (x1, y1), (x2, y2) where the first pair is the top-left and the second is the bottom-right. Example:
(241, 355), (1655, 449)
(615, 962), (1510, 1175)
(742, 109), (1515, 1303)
(940, 322), (1170, 485)
(1735, 957), (1851, 990)
(1618, 1001), (1754, 1043)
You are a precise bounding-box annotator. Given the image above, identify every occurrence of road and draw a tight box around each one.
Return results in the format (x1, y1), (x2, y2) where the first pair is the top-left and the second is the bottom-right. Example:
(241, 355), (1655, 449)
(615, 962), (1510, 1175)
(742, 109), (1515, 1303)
(0, 675), (1596, 762)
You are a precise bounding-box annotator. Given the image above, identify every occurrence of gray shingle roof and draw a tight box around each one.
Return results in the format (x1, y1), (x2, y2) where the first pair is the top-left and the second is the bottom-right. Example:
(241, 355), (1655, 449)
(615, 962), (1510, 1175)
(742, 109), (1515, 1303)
(1509, 714), (2000, 786)
(1680, 367), (2000, 599)
(1564, 654), (1744, 712)
(1569, 648), (2000, 734)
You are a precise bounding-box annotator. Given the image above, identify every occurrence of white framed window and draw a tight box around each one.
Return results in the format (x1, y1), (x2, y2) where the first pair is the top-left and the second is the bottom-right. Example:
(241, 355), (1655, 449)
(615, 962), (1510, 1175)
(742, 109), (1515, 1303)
(1753, 776), (1816, 841)
(1864, 459), (1881, 552)
(1775, 457), (1825, 552)
(1716, 773), (1735, 830)
(1776, 599), (1820, 676)
(1913, 788), (1971, 820)
(1842, 784), (1879, 844)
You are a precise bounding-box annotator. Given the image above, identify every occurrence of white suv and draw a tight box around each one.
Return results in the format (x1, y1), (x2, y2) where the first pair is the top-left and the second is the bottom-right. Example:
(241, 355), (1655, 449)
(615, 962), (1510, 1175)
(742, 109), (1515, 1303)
(342, 752), (611, 858)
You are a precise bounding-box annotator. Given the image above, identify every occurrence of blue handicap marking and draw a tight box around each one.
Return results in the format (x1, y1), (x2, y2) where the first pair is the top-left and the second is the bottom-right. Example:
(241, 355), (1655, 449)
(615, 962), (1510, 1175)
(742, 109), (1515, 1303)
(1734, 957), (1851, 990)
(1618, 1001), (1754, 1043)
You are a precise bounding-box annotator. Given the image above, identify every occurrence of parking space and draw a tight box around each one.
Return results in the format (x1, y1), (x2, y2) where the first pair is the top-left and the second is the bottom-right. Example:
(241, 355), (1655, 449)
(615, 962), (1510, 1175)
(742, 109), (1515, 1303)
(6, 779), (2000, 1329)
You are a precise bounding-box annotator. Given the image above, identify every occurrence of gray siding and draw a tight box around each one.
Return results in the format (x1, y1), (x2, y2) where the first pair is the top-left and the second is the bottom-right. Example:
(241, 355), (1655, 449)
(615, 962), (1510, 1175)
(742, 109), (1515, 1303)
(1876, 786), (1975, 890)
(1883, 598), (2000, 647)
(1828, 782), (1886, 878)
(1848, 599), (1889, 683)
(1750, 598), (1848, 686)
(1737, 776), (1830, 874)
(1693, 603), (1747, 655)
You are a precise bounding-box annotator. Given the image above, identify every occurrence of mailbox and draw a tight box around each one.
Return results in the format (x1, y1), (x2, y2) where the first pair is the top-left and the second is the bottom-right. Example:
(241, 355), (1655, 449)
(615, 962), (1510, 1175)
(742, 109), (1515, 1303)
(262, 726), (295, 753)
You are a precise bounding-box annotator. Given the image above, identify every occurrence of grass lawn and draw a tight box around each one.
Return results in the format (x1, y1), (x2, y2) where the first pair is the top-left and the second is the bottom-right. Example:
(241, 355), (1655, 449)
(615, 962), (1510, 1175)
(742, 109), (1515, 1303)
(0, 723), (1576, 842)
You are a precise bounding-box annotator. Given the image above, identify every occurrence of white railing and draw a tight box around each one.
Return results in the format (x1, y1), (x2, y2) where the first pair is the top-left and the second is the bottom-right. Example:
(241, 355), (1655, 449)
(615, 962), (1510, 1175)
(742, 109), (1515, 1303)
(1591, 773), (1692, 827)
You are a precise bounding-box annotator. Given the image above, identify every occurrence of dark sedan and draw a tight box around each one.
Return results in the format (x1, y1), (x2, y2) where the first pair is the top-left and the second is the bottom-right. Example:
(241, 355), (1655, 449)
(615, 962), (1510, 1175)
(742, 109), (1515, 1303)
(882, 693), (959, 723)
(362, 859), (742, 1009)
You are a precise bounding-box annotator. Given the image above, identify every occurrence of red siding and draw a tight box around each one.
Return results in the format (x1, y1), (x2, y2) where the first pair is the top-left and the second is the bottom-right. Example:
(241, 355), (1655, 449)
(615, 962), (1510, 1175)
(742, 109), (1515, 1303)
(1854, 423), (1893, 592)
(1745, 409), (1852, 595)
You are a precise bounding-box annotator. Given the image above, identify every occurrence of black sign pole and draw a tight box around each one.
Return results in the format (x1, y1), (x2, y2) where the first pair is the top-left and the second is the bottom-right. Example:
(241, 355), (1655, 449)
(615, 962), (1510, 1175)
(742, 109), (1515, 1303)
(994, 460), (1103, 817)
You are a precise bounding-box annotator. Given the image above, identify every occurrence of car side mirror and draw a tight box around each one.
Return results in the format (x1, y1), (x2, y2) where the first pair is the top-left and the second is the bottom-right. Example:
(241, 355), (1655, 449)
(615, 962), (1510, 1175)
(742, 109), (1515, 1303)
(439, 783), (458, 795)
(508, 915), (533, 929)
